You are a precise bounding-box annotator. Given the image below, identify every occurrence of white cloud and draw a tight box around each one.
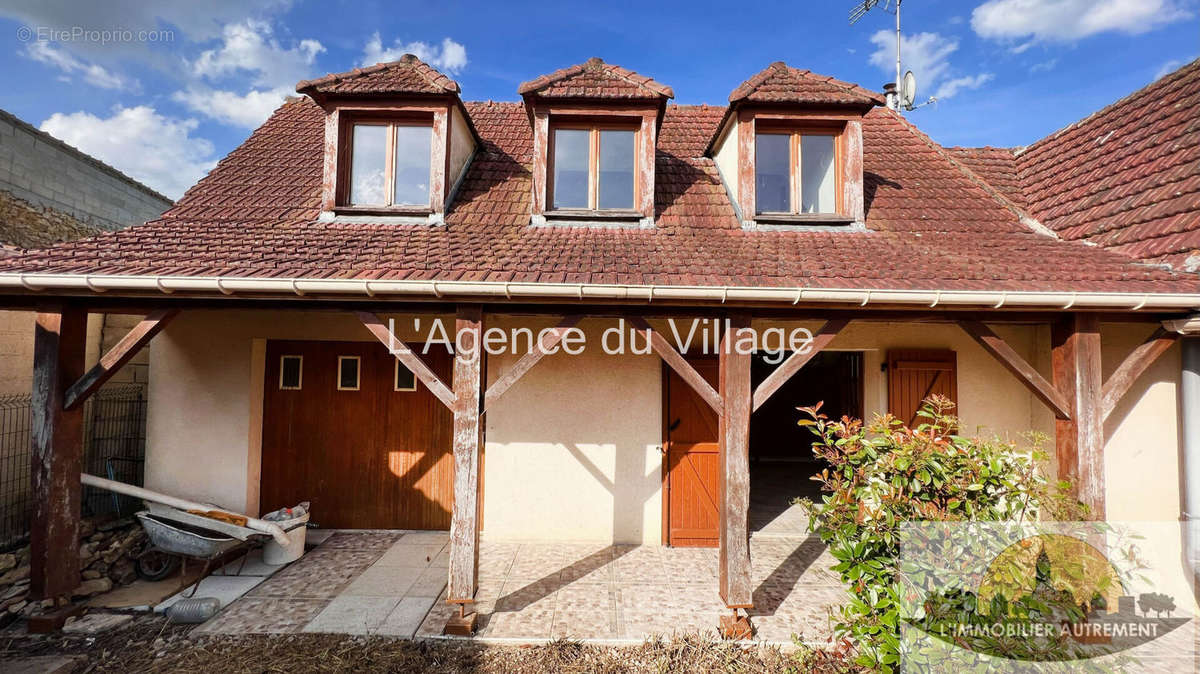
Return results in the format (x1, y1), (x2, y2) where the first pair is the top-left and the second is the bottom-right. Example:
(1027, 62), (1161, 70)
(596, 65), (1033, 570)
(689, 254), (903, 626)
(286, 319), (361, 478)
(1154, 59), (1185, 80)
(972, 0), (1193, 44)
(172, 86), (291, 128)
(174, 20), (323, 129)
(868, 30), (993, 101)
(1030, 58), (1059, 73)
(39, 106), (216, 199)
(362, 34), (468, 73)
(23, 41), (135, 91)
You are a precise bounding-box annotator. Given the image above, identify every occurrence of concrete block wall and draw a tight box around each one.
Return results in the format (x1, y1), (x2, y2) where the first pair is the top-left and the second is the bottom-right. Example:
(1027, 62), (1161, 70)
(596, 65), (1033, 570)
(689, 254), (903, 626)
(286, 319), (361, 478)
(0, 109), (172, 232)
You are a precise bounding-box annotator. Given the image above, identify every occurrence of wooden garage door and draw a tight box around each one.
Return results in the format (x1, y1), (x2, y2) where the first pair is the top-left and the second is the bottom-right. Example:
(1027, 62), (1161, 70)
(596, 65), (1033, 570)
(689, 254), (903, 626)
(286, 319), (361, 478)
(261, 340), (454, 530)
(887, 349), (958, 426)
(664, 358), (720, 547)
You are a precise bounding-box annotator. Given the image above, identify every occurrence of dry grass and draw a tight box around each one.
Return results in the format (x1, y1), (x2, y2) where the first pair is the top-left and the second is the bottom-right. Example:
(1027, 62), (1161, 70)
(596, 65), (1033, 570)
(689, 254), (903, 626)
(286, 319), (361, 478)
(0, 614), (860, 673)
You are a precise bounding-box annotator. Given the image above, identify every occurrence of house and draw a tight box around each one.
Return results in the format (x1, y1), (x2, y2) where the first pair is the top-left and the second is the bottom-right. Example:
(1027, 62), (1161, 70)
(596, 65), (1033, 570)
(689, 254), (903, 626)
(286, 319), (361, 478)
(0, 55), (1197, 636)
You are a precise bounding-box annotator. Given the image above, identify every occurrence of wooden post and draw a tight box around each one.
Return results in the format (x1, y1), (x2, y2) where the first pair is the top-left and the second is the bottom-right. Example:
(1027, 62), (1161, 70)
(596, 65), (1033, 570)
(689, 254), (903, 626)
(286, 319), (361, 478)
(718, 313), (753, 625)
(1052, 314), (1105, 519)
(445, 305), (483, 634)
(29, 305), (87, 601)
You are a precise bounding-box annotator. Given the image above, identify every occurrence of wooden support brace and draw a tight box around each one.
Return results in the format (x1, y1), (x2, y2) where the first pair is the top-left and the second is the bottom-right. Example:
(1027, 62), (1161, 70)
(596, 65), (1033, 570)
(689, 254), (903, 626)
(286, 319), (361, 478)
(1052, 314), (1105, 519)
(752, 319), (849, 412)
(446, 305), (483, 622)
(1101, 327), (1178, 423)
(357, 311), (455, 409)
(957, 319), (1072, 420)
(483, 315), (582, 414)
(64, 309), (178, 410)
(30, 305), (87, 601)
(718, 312), (753, 609)
(628, 317), (722, 415)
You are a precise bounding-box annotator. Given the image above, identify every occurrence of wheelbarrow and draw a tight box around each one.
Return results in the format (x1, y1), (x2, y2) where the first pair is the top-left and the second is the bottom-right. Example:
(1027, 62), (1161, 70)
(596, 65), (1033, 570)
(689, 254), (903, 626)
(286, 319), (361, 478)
(81, 474), (303, 597)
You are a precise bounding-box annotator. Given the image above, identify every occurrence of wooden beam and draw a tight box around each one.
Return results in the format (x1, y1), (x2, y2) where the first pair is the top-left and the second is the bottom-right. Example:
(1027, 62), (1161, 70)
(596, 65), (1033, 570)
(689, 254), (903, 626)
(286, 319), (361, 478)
(64, 309), (178, 410)
(718, 312), (753, 609)
(752, 319), (849, 412)
(628, 317), (722, 415)
(447, 305), (483, 609)
(482, 315), (582, 413)
(1101, 327), (1178, 423)
(30, 305), (87, 601)
(1052, 314), (1105, 519)
(356, 311), (455, 409)
(958, 319), (1072, 420)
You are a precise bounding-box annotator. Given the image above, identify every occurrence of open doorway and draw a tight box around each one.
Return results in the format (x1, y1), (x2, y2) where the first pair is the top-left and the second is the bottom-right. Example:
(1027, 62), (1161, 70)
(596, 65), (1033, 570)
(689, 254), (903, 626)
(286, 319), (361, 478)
(749, 351), (863, 536)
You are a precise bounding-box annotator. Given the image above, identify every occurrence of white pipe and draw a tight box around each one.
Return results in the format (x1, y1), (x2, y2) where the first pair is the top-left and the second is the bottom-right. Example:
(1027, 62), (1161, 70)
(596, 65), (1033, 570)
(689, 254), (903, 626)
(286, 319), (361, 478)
(3, 273), (1200, 311)
(82, 473), (290, 546)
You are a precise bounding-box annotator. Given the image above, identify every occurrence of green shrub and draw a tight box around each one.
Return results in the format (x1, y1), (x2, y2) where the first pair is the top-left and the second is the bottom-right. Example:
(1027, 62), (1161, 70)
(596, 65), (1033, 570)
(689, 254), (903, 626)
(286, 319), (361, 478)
(798, 396), (1081, 671)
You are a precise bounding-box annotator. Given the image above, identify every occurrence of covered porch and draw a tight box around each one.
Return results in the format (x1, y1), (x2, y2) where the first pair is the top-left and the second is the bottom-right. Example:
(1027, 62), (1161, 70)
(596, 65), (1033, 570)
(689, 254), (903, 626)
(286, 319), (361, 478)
(14, 292), (1198, 636)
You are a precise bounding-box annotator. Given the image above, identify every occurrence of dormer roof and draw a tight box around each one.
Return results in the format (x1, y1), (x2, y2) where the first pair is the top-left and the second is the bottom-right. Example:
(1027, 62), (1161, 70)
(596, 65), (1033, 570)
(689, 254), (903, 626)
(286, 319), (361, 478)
(296, 54), (460, 100)
(518, 57), (674, 100)
(728, 61), (884, 107)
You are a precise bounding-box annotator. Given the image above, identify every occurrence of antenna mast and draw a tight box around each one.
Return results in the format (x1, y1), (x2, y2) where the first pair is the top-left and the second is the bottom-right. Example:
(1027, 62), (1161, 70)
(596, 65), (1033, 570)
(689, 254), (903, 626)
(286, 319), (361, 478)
(850, 0), (906, 113)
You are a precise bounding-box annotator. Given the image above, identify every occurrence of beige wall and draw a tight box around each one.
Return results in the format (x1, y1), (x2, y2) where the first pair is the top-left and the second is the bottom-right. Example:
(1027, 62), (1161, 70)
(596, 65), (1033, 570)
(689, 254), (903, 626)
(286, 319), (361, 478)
(713, 117), (739, 205)
(0, 309), (107, 397)
(448, 105), (476, 200)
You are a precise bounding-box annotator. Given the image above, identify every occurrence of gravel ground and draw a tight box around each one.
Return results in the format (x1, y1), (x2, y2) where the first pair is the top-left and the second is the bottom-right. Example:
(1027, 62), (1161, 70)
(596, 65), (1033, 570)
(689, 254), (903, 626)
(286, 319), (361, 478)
(0, 613), (859, 673)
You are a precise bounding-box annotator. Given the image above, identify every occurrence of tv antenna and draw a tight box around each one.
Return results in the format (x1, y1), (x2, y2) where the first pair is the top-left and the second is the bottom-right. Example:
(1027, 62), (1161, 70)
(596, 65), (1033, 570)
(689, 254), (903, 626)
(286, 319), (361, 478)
(850, 0), (911, 112)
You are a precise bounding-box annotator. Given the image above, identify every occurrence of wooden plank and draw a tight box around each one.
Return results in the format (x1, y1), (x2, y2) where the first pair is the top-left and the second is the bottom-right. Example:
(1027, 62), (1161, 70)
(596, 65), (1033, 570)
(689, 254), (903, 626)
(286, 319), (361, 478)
(447, 305), (483, 607)
(1052, 314), (1105, 519)
(887, 350), (958, 426)
(752, 319), (848, 412)
(718, 313), (753, 609)
(628, 317), (722, 415)
(29, 305), (87, 601)
(356, 311), (455, 409)
(958, 319), (1072, 420)
(64, 309), (178, 410)
(1101, 327), (1178, 423)
(482, 315), (582, 413)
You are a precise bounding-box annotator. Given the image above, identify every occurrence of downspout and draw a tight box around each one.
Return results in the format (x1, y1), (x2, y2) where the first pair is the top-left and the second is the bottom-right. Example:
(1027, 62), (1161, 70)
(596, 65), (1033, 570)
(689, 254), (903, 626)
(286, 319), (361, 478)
(1166, 316), (1200, 598)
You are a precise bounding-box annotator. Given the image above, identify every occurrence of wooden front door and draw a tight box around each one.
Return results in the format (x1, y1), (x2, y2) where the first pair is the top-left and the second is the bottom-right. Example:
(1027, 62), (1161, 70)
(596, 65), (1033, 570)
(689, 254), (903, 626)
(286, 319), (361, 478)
(664, 358), (720, 547)
(261, 340), (454, 530)
(887, 349), (958, 426)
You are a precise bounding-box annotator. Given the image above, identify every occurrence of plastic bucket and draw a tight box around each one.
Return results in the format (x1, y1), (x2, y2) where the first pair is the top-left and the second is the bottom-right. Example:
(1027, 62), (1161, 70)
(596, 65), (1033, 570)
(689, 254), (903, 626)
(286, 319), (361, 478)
(262, 511), (309, 565)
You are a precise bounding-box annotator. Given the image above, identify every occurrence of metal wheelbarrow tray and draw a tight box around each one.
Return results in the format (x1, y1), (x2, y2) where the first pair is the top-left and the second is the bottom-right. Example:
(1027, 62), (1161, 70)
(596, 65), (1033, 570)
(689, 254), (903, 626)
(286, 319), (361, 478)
(135, 511), (253, 559)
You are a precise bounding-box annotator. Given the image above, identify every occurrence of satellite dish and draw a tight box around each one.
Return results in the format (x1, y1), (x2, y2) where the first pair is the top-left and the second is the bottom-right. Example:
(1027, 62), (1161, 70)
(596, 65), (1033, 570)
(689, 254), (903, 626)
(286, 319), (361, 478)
(901, 70), (917, 110)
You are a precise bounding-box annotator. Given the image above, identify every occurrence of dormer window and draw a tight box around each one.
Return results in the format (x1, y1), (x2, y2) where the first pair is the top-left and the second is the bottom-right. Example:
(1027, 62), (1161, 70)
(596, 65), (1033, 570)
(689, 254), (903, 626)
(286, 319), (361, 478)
(754, 128), (839, 216)
(519, 58), (674, 227)
(298, 54), (480, 225)
(346, 120), (433, 208)
(706, 61), (884, 229)
(551, 124), (637, 211)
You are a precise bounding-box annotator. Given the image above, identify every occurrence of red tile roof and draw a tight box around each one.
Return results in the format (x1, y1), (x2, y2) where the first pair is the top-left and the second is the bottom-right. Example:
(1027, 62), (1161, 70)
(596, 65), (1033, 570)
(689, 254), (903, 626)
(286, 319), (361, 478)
(1012, 59), (1200, 269)
(1, 94), (1195, 295)
(729, 62), (885, 107)
(946, 146), (1026, 208)
(518, 57), (674, 99)
(296, 54), (460, 97)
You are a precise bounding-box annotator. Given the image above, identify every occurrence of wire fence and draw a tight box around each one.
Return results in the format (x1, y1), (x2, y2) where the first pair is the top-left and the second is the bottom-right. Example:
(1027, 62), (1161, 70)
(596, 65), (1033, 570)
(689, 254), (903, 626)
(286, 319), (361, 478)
(0, 385), (147, 551)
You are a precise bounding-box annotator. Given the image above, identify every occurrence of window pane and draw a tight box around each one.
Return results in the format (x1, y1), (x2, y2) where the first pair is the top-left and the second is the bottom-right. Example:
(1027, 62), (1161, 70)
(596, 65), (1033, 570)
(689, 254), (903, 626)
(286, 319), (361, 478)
(350, 124), (387, 205)
(395, 361), (416, 391)
(280, 356), (302, 389)
(800, 135), (837, 214)
(597, 129), (635, 209)
(393, 125), (431, 206)
(755, 133), (790, 213)
(552, 129), (590, 209)
(338, 357), (359, 390)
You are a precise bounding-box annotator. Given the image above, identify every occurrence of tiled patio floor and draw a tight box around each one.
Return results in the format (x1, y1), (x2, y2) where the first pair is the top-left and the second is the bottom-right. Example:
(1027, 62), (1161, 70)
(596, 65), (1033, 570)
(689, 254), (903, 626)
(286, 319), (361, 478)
(197, 530), (844, 645)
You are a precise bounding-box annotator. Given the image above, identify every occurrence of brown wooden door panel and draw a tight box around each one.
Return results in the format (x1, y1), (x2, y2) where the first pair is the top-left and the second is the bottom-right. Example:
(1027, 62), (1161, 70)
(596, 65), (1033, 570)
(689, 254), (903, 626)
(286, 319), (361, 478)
(262, 340), (454, 530)
(887, 349), (958, 427)
(665, 358), (720, 547)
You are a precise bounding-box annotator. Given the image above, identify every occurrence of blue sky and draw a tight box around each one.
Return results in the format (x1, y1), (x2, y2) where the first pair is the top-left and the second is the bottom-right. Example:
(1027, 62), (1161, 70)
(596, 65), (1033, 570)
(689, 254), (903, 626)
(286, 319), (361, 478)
(0, 0), (1195, 199)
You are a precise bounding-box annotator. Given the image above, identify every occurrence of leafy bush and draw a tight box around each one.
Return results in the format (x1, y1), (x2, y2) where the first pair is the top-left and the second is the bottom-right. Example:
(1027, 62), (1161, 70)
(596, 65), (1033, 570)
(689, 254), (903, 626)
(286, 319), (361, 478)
(798, 396), (1081, 671)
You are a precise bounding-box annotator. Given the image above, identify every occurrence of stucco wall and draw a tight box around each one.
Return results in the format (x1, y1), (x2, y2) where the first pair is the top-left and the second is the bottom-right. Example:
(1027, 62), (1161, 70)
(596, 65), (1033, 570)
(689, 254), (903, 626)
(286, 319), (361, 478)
(713, 118), (739, 205)
(447, 106), (476, 202)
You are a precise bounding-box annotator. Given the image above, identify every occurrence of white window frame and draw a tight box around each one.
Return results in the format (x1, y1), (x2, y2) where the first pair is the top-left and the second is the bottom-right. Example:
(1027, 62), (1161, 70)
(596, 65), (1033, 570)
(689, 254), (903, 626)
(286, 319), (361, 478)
(394, 359), (418, 392)
(336, 355), (361, 391)
(279, 355), (303, 390)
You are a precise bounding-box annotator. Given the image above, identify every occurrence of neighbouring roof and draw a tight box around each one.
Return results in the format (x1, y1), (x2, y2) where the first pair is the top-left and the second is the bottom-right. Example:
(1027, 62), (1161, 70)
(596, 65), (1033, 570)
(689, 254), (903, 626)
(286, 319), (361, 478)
(728, 62), (885, 107)
(518, 57), (674, 99)
(956, 59), (1200, 270)
(0, 189), (101, 250)
(296, 54), (460, 97)
(0, 91), (1195, 295)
